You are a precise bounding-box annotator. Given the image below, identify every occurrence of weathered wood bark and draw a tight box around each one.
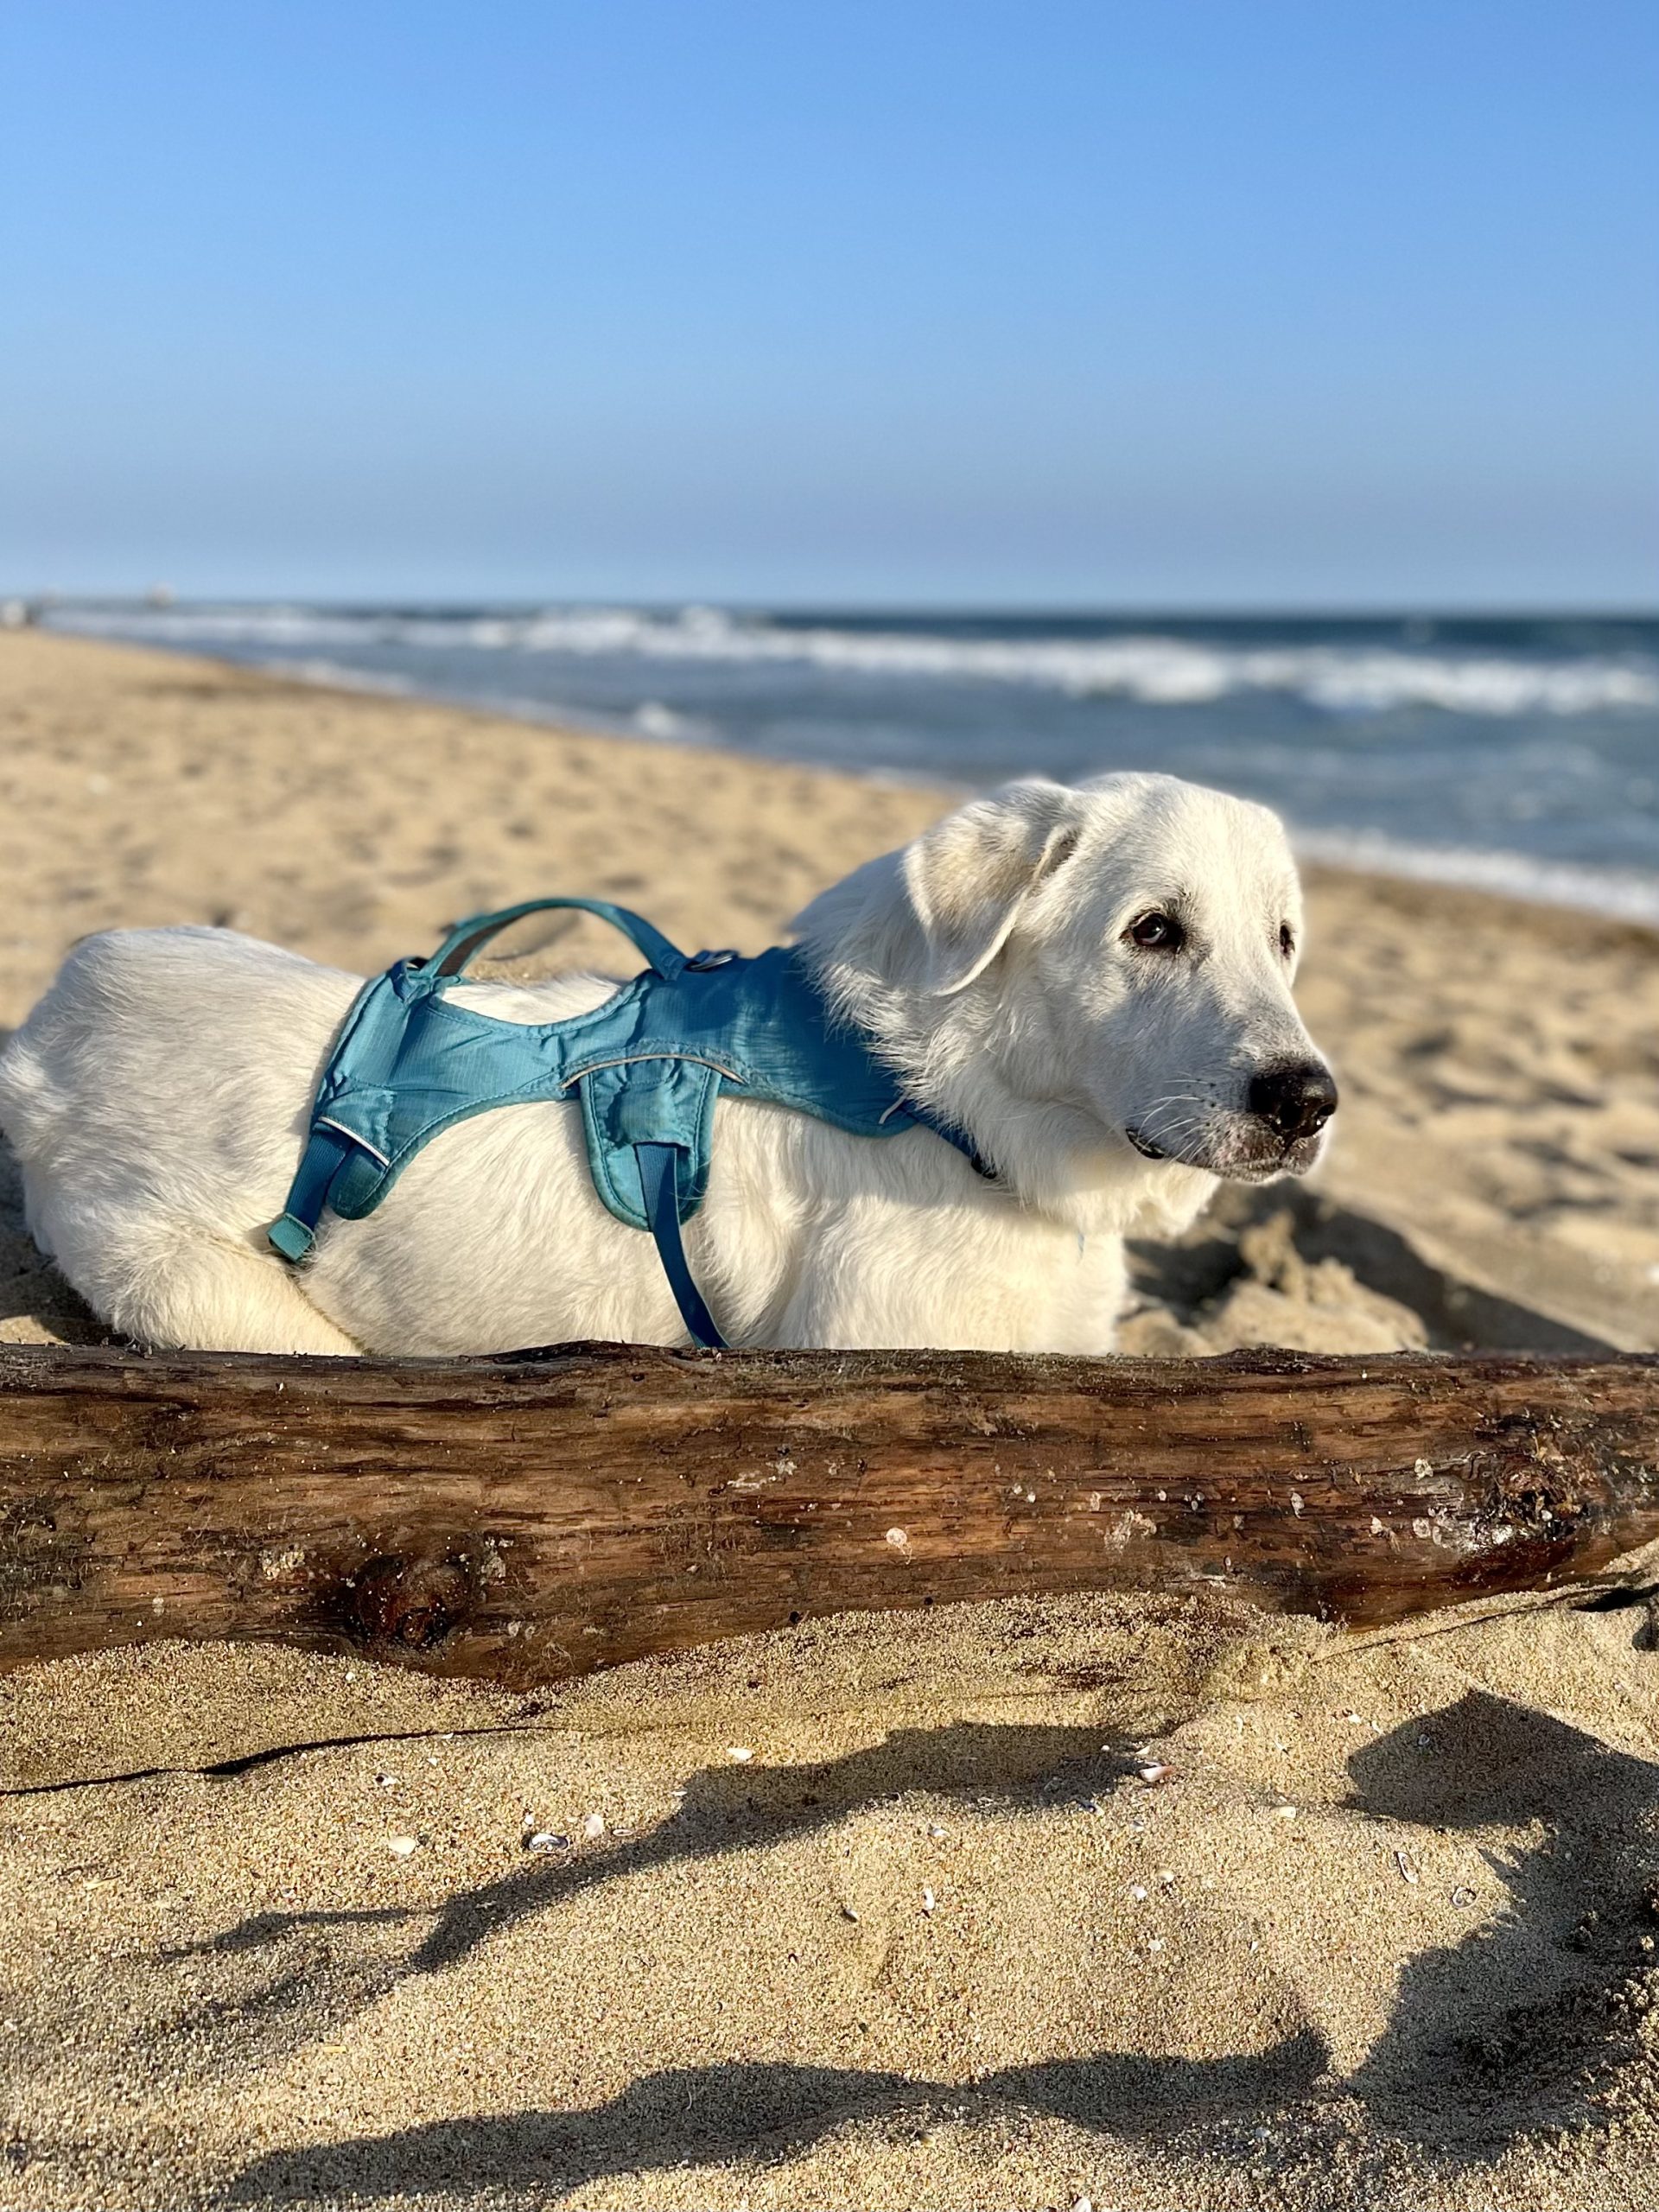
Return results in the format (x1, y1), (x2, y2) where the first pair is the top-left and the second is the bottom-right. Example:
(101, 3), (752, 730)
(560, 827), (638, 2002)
(0, 1341), (1656, 1688)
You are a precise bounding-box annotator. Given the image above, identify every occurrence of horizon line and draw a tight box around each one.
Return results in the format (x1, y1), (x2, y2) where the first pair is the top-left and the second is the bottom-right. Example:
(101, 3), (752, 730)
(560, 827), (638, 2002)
(16, 592), (1659, 622)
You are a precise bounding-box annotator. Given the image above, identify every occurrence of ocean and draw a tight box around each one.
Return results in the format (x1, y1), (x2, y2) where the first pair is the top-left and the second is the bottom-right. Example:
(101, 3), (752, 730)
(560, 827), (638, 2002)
(35, 602), (1659, 923)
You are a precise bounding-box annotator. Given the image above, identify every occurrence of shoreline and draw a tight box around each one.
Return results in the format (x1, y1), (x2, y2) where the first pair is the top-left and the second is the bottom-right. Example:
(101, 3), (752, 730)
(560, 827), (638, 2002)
(27, 619), (1659, 931)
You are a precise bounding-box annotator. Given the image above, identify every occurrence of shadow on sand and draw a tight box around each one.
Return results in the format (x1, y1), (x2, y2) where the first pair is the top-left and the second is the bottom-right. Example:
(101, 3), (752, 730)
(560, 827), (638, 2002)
(151, 1692), (1659, 2202)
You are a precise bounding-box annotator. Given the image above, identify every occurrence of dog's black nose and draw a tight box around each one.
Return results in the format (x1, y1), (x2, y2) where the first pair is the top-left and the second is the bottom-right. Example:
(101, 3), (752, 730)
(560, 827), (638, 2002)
(1248, 1062), (1339, 1144)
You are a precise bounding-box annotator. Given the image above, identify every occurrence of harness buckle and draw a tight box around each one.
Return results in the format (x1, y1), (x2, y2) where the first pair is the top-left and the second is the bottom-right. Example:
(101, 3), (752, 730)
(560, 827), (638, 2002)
(685, 947), (737, 971)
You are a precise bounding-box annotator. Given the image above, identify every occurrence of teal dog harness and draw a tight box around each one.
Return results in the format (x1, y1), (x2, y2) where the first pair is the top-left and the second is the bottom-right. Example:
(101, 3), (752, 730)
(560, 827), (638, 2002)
(269, 897), (986, 1349)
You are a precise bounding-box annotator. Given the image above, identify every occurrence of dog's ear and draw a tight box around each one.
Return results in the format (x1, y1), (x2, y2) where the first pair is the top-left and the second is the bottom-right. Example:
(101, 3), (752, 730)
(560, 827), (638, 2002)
(791, 780), (1081, 996)
(901, 780), (1082, 995)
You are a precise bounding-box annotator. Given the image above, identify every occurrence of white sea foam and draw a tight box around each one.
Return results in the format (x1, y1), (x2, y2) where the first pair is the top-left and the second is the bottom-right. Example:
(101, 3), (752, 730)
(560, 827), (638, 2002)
(632, 699), (715, 743)
(51, 605), (380, 648)
(279, 658), (420, 698)
(1296, 829), (1659, 926)
(45, 602), (1659, 717)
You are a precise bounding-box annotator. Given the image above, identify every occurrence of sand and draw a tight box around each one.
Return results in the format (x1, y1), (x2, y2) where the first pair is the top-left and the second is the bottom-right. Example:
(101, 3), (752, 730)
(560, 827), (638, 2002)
(1, 629), (1657, 2210)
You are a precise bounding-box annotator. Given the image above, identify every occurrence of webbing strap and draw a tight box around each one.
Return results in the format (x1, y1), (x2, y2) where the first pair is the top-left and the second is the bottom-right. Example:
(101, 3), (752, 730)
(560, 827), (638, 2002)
(267, 1126), (353, 1262)
(429, 897), (689, 982)
(635, 1141), (728, 1351)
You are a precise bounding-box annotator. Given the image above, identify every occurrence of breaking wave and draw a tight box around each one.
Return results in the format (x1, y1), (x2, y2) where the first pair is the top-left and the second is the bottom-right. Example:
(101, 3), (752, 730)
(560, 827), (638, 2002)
(46, 601), (1659, 718)
(1294, 830), (1659, 925)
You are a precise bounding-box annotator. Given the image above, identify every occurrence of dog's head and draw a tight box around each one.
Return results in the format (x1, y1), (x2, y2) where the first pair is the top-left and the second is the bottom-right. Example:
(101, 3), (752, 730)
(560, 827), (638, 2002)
(794, 772), (1337, 1232)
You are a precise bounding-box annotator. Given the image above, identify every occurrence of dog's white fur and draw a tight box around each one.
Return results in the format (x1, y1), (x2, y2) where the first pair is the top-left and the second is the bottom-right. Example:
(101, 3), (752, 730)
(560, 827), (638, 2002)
(0, 772), (1333, 1357)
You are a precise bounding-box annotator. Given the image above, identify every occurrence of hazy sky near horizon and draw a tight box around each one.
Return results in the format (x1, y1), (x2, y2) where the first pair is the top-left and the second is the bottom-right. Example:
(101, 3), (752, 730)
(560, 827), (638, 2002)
(3, 2), (1655, 607)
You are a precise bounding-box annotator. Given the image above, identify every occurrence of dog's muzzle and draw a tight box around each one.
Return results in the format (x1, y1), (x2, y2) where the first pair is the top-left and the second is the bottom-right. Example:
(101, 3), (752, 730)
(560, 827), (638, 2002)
(1125, 1060), (1338, 1179)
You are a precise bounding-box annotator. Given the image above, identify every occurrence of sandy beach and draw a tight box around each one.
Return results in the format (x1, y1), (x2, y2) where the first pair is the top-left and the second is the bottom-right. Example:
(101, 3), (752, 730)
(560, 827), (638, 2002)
(3, 630), (1658, 2210)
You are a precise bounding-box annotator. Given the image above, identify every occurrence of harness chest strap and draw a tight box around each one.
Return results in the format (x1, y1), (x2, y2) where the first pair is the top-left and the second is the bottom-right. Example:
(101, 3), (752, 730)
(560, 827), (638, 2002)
(268, 895), (991, 1351)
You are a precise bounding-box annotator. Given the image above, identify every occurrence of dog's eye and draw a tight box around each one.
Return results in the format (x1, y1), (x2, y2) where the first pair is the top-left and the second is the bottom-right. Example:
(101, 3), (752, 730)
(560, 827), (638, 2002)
(1128, 911), (1185, 952)
(1279, 923), (1296, 959)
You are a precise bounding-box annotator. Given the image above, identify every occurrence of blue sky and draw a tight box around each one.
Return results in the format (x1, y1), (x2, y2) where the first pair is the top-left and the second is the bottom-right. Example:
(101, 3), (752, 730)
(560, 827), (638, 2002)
(2, 2), (1655, 606)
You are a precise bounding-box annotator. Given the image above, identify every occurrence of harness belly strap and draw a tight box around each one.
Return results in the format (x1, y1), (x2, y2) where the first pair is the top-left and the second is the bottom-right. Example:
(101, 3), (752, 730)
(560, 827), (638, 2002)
(636, 1143), (728, 1352)
(269, 895), (989, 1350)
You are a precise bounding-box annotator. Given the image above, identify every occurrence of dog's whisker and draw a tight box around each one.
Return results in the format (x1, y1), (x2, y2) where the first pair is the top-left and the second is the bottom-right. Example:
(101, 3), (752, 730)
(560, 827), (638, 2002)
(1142, 1103), (1222, 1140)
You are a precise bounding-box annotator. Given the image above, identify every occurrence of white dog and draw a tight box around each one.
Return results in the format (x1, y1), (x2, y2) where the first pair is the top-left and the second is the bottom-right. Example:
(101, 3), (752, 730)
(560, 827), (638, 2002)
(0, 772), (1336, 1357)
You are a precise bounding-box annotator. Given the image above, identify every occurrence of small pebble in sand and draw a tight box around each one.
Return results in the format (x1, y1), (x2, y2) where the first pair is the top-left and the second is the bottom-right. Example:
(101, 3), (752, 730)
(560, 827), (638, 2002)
(1395, 1851), (1419, 1885)
(524, 1830), (569, 1854)
(728, 1746), (754, 1763)
(1271, 1802), (1298, 1821)
(841, 1904), (860, 1923)
(1451, 1885), (1477, 1907)
(582, 1812), (607, 1840)
(1128, 1884), (1149, 1902)
(1071, 2196), (1093, 2212)
(385, 1835), (419, 1858)
(1137, 1762), (1170, 1785)
(921, 1887), (936, 1915)
(1157, 1869), (1175, 1886)
(928, 1823), (947, 1839)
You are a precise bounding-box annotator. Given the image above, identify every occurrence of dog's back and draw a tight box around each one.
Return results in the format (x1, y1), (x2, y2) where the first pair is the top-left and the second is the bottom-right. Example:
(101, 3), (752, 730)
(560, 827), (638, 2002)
(0, 929), (367, 1349)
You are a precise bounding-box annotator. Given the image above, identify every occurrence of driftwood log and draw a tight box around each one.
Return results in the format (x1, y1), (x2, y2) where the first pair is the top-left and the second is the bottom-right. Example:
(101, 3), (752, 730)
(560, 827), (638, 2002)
(0, 1341), (1656, 1688)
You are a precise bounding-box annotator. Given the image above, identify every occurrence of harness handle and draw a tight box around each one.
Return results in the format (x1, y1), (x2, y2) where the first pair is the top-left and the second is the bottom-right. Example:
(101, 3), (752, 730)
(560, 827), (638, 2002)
(428, 897), (690, 982)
